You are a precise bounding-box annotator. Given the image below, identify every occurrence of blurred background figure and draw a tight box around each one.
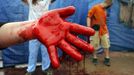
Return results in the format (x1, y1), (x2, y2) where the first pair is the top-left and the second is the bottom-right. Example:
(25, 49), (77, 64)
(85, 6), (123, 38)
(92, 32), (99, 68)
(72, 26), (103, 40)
(22, 0), (53, 75)
(87, 0), (113, 66)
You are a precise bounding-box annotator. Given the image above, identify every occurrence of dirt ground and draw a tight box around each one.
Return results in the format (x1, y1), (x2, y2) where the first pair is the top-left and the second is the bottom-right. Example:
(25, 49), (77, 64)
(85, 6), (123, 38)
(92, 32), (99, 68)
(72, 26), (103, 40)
(84, 51), (134, 75)
(0, 51), (134, 75)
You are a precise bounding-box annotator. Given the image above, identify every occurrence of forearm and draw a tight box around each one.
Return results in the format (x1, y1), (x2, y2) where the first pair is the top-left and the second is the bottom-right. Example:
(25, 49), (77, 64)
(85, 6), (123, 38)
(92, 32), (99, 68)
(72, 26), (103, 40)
(0, 21), (35, 49)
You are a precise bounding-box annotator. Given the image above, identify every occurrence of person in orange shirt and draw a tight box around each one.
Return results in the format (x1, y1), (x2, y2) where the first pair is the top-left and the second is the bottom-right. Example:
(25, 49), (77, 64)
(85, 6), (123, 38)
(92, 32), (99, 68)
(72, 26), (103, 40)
(87, 0), (112, 66)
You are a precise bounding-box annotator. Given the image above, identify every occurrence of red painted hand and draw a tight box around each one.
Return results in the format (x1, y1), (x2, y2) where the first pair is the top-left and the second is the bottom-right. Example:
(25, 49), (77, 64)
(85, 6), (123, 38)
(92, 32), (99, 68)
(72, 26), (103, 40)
(33, 6), (95, 68)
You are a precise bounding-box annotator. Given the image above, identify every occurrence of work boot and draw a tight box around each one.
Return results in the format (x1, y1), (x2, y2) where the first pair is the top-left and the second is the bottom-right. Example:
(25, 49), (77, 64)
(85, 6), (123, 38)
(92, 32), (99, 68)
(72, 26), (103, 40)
(92, 58), (98, 65)
(104, 58), (111, 66)
(43, 69), (53, 75)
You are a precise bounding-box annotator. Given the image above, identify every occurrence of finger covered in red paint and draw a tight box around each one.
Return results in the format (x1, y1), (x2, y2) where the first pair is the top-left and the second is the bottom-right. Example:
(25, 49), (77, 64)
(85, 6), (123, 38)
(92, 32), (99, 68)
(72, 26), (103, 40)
(66, 33), (94, 53)
(58, 40), (83, 61)
(68, 22), (95, 36)
(48, 45), (60, 68)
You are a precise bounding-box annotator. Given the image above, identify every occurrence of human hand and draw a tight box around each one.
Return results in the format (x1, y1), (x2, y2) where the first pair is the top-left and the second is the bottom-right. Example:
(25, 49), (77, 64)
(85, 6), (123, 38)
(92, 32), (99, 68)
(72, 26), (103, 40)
(33, 6), (95, 68)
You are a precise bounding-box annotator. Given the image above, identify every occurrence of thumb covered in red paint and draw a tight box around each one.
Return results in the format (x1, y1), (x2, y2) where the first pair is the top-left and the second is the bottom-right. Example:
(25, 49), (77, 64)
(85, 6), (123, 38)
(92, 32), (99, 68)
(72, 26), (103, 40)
(56, 6), (75, 19)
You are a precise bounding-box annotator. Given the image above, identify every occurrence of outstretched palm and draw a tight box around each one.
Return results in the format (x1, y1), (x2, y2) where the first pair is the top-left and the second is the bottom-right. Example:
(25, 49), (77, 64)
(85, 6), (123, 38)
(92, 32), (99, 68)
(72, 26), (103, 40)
(33, 6), (95, 68)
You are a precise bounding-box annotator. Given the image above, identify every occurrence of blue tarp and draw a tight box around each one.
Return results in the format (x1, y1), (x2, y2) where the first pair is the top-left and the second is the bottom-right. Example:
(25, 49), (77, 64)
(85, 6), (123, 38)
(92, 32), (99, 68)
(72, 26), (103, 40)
(50, 0), (134, 51)
(107, 0), (134, 50)
(0, 0), (134, 67)
(0, 0), (30, 67)
(0, 0), (29, 22)
(50, 0), (89, 25)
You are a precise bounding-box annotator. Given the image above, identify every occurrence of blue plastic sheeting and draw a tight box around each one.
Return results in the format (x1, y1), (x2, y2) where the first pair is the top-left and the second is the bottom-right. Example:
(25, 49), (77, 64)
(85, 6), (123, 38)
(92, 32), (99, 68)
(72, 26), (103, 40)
(1, 0), (134, 67)
(107, 0), (134, 50)
(50, 0), (89, 25)
(0, 0), (30, 67)
(50, 0), (134, 51)
(120, 0), (134, 4)
(0, 0), (29, 22)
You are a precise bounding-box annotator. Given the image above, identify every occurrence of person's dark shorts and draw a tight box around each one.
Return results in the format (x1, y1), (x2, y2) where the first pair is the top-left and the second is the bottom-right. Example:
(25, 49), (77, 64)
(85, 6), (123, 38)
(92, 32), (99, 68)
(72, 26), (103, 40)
(92, 24), (100, 31)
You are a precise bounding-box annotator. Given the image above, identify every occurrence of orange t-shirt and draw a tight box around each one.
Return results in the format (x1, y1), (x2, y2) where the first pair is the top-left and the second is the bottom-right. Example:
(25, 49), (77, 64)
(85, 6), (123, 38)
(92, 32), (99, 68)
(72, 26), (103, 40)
(88, 4), (108, 36)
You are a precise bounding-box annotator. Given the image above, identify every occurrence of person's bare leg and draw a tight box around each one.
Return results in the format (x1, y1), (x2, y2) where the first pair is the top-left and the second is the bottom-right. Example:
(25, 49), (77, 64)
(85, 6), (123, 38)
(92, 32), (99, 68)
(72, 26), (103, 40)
(92, 49), (98, 65)
(93, 50), (97, 59)
(104, 48), (110, 66)
(90, 31), (99, 65)
(104, 48), (110, 58)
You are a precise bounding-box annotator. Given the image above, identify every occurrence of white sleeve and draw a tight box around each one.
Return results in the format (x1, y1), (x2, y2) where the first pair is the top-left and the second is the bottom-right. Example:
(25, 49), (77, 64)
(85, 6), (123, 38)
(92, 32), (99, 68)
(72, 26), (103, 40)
(42, 0), (51, 11)
(28, 0), (38, 20)
(28, 0), (51, 20)
(28, 0), (33, 8)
